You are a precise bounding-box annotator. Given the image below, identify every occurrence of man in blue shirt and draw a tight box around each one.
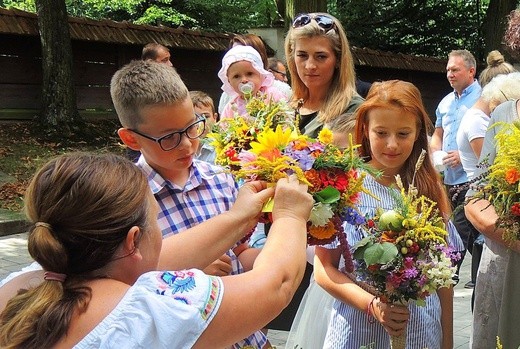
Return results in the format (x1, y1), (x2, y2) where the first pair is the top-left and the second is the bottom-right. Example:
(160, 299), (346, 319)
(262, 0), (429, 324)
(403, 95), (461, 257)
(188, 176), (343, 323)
(430, 49), (482, 283)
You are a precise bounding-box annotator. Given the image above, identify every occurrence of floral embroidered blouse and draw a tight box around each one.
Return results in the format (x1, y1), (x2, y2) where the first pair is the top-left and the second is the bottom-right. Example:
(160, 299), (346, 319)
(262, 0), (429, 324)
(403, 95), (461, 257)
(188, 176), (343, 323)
(73, 269), (223, 349)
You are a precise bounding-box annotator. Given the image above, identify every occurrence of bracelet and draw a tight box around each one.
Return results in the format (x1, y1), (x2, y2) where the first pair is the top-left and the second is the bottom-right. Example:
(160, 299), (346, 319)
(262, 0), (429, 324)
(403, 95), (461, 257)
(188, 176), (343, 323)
(366, 296), (377, 324)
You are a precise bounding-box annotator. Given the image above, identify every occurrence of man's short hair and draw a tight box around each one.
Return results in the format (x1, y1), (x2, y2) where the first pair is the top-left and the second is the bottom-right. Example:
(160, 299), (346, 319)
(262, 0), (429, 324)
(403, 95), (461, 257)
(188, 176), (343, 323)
(449, 49), (477, 69)
(110, 60), (188, 128)
(141, 43), (169, 61)
(267, 57), (284, 71)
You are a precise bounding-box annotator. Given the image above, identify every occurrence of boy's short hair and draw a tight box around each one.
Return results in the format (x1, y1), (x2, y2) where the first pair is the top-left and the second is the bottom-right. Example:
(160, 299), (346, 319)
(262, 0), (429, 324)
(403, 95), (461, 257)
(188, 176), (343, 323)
(189, 91), (215, 113)
(110, 60), (188, 128)
(327, 113), (357, 135)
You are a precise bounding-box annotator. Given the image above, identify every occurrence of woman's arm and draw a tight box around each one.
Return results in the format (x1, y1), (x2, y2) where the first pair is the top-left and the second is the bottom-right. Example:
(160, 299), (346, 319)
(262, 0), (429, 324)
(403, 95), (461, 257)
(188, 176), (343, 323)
(193, 175), (313, 348)
(465, 198), (520, 253)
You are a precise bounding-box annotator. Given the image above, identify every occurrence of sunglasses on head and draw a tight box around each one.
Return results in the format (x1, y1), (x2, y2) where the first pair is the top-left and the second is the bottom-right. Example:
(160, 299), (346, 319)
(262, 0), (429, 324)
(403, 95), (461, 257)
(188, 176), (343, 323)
(292, 13), (336, 32)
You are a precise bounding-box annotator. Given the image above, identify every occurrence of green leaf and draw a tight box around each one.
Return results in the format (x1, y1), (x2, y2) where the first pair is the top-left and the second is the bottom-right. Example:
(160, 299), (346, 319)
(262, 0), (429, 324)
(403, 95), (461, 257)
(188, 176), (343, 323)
(314, 186), (340, 204)
(364, 242), (398, 265)
(353, 237), (374, 259)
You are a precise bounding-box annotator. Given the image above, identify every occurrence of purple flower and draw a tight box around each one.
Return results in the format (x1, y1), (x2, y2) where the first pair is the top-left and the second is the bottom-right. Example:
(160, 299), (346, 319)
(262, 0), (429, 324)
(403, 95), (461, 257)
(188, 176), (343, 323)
(418, 274), (428, 286)
(308, 141), (325, 152)
(284, 148), (315, 170)
(343, 207), (366, 225)
(403, 266), (419, 279)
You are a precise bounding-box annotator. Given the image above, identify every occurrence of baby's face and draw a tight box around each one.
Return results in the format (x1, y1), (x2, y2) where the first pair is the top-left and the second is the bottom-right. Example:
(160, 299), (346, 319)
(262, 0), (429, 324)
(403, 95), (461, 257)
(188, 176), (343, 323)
(227, 60), (263, 97)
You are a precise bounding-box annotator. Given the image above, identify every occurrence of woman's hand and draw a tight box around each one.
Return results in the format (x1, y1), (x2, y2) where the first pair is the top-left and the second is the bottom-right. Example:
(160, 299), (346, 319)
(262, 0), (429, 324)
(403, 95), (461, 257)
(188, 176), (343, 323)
(271, 175), (312, 223)
(230, 181), (273, 233)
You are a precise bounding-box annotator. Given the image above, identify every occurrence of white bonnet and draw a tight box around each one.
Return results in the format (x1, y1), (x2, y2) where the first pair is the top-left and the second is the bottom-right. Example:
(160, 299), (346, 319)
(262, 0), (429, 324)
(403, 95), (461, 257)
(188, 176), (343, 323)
(217, 45), (275, 97)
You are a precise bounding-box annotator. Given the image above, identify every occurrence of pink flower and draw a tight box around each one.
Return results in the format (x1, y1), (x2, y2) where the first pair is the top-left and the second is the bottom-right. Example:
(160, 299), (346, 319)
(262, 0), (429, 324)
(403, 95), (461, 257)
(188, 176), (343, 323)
(238, 151), (257, 165)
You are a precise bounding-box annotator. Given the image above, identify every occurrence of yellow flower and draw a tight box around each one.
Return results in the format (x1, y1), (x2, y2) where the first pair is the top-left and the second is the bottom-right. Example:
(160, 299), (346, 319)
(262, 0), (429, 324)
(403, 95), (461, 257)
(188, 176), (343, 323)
(318, 128), (333, 144)
(249, 125), (293, 155)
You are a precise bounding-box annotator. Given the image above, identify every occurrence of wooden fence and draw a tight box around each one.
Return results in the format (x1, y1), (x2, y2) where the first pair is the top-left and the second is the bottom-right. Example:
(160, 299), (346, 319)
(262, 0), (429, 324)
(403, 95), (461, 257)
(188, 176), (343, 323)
(0, 34), (452, 121)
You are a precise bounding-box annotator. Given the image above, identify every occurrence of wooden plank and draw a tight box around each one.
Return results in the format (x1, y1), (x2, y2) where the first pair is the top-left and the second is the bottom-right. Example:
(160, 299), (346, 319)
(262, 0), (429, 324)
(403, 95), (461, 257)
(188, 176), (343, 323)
(0, 35), (41, 56)
(0, 84), (40, 109)
(0, 55), (42, 84)
(0, 84), (114, 110)
(73, 61), (118, 85)
(76, 85), (113, 110)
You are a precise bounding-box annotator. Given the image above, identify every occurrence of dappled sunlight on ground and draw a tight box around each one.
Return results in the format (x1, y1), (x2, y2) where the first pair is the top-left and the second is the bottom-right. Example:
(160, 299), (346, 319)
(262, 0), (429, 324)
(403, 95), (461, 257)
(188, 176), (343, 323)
(0, 233), (32, 279)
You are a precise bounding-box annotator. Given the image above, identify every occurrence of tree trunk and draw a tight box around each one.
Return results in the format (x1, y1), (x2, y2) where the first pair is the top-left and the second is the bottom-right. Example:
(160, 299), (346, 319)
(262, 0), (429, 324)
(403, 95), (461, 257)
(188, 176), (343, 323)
(482, 0), (518, 60)
(35, 0), (83, 139)
(285, 0), (328, 29)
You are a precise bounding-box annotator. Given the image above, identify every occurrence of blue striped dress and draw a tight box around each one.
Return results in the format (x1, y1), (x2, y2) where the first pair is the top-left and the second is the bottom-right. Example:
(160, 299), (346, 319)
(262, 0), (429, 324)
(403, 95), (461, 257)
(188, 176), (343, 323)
(323, 174), (451, 349)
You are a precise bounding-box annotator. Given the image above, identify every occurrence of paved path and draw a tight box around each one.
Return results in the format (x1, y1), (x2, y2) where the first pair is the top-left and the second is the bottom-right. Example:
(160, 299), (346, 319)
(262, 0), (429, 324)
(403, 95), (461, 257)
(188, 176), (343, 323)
(1, 232), (473, 348)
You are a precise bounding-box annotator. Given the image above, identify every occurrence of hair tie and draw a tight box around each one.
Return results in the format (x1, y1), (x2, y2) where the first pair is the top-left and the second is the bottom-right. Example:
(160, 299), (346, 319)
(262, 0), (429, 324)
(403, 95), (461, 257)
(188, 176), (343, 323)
(43, 271), (67, 283)
(34, 222), (53, 231)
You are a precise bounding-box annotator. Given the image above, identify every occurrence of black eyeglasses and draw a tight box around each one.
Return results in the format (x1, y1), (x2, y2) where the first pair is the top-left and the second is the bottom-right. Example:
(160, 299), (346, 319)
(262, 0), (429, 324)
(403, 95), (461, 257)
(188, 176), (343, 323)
(292, 13), (336, 32)
(270, 69), (287, 78)
(129, 116), (206, 151)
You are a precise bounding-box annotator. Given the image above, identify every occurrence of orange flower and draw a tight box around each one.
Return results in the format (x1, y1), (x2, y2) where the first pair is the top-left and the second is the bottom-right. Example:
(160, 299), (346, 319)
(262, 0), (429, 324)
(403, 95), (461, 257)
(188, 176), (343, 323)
(305, 169), (323, 190)
(291, 138), (311, 150)
(260, 148), (283, 162)
(308, 220), (336, 240)
(505, 168), (520, 184)
(381, 231), (396, 242)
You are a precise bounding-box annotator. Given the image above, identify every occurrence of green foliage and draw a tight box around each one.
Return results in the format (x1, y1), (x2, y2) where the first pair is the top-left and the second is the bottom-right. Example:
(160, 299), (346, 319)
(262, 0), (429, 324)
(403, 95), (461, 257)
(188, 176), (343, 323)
(314, 186), (341, 204)
(330, 0), (491, 59)
(2, 0), (281, 31)
(136, 6), (196, 27)
(1, 0), (35, 11)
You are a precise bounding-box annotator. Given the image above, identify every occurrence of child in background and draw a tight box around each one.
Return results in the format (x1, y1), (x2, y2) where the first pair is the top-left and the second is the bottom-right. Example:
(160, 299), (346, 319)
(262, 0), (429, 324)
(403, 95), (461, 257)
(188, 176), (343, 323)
(112, 60), (268, 349)
(315, 80), (454, 349)
(218, 45), (286, 119)
(189, 90), (218, 164)
(327, 113), (357, 149)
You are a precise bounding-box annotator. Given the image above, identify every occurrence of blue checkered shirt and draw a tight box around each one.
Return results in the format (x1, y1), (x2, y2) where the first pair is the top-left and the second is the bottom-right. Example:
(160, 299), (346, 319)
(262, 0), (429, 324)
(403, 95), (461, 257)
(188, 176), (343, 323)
(136, 156), (267, 348)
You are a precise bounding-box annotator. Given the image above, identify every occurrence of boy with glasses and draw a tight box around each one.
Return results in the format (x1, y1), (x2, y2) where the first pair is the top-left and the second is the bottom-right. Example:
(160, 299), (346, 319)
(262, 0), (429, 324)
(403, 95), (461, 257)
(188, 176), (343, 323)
(112, 60), (268, 349)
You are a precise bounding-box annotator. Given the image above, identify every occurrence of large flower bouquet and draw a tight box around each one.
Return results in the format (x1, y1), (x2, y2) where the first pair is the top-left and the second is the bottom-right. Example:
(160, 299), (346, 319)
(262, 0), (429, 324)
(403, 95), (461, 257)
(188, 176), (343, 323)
(208, 96), (375, 254)
(473, 121), (520, 243)
(351, 151), (456, 348)
(208, 95), (295, 170)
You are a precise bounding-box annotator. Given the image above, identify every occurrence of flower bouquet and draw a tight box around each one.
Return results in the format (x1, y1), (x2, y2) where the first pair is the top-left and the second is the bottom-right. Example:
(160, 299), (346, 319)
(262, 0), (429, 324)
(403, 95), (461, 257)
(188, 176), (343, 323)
(351, 151), (456, 348)
(473, 121), (520, 243)
(208, 94), (295, 171)
(208, 95), (375, 256)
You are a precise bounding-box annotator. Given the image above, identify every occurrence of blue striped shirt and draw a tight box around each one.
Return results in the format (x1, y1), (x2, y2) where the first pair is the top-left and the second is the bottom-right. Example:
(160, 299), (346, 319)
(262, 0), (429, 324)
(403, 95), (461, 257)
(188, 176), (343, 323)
(136, 157), (267, 348)
(324, 174), (452, 349)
